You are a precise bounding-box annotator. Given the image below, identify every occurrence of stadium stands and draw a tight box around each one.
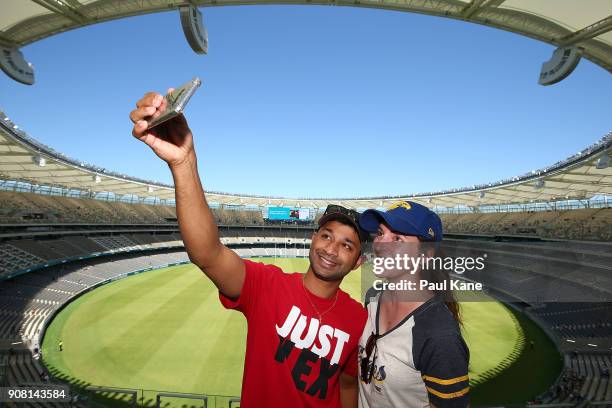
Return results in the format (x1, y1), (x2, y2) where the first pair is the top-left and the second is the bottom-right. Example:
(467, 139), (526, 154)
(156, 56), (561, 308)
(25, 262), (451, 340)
(440, 207), (611, 241)
(0, 227), (312, 281)
(1, 190), (610, 241)
(0, 191), (175, 224)
(0, 190), (266, 226)
(2, 348), (77, 407)
(534, 351), (612, 405)
(531, 303), (612, 346)
(0, 244), (45, 276)
(449, 239), (612, 302)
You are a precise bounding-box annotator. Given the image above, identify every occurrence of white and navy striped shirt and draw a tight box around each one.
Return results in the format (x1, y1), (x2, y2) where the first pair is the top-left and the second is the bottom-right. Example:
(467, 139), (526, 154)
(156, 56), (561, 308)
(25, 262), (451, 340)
(358, 292), (470, 408)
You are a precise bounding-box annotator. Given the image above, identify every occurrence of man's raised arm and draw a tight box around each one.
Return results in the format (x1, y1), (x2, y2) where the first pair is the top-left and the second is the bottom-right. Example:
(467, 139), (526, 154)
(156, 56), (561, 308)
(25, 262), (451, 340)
(129, 90), (245, 298)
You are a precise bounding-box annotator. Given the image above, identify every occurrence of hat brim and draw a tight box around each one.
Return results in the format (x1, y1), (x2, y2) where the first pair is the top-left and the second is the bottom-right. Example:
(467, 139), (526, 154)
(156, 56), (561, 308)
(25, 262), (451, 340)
(359, 209), (423, 237)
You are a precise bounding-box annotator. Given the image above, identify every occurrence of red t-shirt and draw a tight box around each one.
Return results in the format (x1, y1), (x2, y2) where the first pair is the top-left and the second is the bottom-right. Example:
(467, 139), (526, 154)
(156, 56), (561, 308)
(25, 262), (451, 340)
(220, 259), (367, 407)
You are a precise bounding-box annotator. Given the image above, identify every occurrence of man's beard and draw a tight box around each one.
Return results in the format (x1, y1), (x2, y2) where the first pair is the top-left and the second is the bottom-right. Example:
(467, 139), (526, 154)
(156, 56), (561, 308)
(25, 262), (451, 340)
(309, 263), (345, 282)
(308, 250), (349, 282)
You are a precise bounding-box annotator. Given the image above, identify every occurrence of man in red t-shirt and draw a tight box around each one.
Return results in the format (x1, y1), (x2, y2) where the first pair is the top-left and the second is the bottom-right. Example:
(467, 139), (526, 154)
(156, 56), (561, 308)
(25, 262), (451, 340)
(130, 91), (368, 407)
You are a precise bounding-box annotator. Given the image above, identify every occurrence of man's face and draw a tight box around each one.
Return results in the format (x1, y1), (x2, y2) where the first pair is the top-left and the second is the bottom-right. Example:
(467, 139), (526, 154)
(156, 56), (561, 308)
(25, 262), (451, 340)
(309, 220), (363, 282)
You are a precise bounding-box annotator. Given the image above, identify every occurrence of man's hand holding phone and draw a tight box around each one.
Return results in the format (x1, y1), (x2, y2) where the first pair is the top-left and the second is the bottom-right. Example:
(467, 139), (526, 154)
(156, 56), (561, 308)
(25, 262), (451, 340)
(129, 78), (200, 169)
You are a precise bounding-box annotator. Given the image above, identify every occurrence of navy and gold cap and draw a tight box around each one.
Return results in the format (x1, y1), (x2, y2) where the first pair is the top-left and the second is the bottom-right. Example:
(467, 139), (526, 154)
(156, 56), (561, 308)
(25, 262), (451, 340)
(359, 201), (443, 242)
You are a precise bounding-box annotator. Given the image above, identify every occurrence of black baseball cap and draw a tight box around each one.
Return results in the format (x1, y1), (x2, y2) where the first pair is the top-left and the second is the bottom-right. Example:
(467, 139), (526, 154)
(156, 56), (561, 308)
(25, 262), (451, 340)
(318, 204), (369, 243)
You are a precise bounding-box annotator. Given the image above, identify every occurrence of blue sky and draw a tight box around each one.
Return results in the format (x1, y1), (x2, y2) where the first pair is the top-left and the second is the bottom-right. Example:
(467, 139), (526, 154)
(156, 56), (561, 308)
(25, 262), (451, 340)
(1, 5), (610, 198)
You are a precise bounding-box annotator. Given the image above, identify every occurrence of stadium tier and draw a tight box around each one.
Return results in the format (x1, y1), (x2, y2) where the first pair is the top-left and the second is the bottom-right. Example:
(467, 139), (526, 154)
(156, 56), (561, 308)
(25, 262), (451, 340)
(440, 208), (611, 241)
(1, 189), (610, 241)
(1, 349), (67, 407)
(0, 190), (265, 226)
(541, 352), (612, 403)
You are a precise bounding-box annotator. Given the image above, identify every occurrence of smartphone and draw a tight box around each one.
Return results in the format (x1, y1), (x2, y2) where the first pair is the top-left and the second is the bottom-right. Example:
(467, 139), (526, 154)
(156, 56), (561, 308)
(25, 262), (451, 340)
(147, 77), (202, 130)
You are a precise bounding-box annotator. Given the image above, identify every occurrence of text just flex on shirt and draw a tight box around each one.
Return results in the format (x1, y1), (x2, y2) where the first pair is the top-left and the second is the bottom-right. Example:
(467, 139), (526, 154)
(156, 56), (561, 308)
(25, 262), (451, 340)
(220, 259), (367, 408)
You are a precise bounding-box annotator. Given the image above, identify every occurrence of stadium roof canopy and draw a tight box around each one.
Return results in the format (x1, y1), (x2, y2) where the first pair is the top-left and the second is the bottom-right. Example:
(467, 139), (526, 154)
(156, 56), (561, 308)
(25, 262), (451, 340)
(1, 111), (611, 209)
(1, 0), (612, 73)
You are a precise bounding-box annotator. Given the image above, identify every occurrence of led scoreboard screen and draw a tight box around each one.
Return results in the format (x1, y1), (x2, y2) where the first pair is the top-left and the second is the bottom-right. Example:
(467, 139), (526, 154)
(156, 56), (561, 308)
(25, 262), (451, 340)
(267, 207), (311, 221)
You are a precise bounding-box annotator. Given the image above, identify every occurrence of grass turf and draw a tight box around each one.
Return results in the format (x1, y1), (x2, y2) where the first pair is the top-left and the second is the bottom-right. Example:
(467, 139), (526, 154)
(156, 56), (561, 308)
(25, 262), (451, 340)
(42, 259), (560, 406)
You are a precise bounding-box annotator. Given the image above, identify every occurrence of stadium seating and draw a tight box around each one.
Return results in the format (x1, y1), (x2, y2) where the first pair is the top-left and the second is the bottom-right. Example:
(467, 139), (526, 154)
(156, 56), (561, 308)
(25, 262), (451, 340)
(448, 239), (611, 302)
(0, 190), (265, 226)
(538, 352), (612, 404)
(2, 190), (610, 240)
(0, 190), (174, 224)
(0, 244), (45, 276)
(0, 228), (310, 279)
(440, 207), (611, 241)
(3, 349), (73, 408)
(531, 303), (612, 345)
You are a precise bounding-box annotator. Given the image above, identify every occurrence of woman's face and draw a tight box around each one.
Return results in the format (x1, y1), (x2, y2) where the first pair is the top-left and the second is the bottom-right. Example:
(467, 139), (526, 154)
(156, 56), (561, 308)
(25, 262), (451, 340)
(372, 223), (421, 279)
(373, 223), (420, 244)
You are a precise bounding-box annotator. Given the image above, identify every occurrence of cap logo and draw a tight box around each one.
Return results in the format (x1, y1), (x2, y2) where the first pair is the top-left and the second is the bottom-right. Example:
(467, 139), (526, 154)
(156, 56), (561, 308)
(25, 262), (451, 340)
(428, 227), (435, 237)
(388, 201), (412, 211)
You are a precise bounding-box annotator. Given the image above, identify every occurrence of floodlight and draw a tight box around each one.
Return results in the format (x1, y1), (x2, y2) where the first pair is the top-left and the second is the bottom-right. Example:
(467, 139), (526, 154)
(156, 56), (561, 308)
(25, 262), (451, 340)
(0, 47), (35, 85)
(179, 5), (208, 54)
(34, 156), (46, 167)
(539, 46), (581, 86)
(595, 155), (609, 169)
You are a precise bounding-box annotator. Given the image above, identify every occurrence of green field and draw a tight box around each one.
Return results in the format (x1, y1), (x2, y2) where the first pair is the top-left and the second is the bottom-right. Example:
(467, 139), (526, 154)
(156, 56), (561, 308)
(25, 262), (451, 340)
(42, 259), (561, 406)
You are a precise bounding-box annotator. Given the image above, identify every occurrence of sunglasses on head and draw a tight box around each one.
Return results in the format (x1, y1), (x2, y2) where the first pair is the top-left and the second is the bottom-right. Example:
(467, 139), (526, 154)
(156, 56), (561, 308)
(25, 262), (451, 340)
(360, 332), (380, 384)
